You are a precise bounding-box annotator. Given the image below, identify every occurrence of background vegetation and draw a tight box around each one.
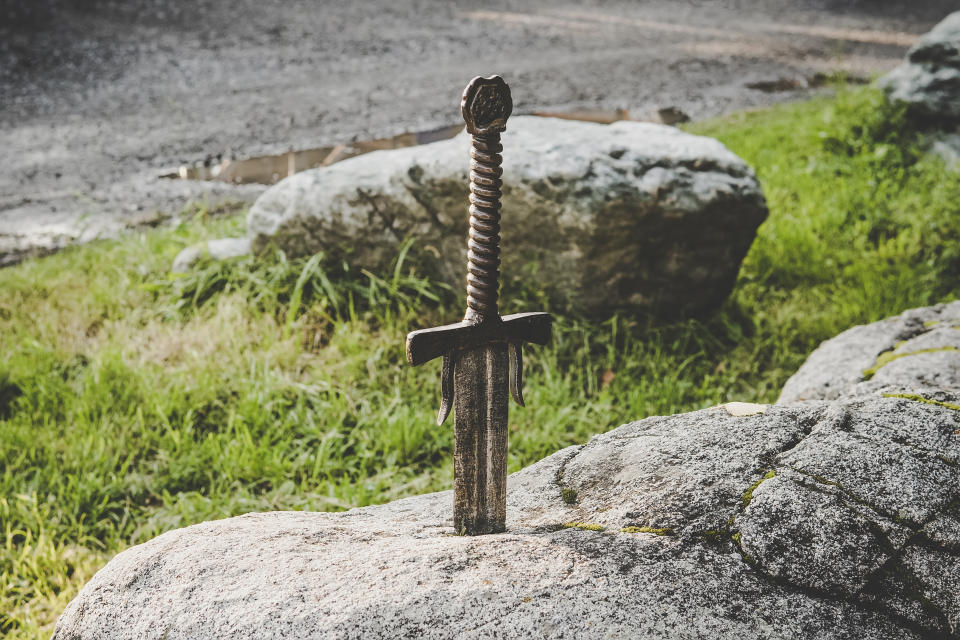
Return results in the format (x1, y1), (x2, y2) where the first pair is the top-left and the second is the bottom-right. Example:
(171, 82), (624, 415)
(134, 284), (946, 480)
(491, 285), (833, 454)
(2, 87), (959, 637)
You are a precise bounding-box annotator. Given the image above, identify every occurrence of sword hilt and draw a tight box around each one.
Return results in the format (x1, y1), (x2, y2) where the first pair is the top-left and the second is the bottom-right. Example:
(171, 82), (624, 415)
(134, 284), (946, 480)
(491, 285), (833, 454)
(407, 76), (550, 428)
(461, 75), (512, 324)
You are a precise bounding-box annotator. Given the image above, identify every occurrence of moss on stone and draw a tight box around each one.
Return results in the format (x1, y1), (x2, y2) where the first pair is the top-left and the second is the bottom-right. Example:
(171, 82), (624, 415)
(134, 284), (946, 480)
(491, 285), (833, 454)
(741, 470), (776, 509)
(862, 347), (960, 380)
(882, 392), (960, 412)
(562, 521), (605, 532)
(700, 529), (730, 544)
(808, 473), (839, 486)
(728, 532), (757, 564)
(560, 488), (578, 504)
(620, 526), (675, 536)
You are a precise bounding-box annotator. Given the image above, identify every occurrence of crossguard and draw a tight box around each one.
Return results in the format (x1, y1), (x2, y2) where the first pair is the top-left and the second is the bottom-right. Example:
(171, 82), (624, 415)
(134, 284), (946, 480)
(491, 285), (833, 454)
(406, 312), (552, 425)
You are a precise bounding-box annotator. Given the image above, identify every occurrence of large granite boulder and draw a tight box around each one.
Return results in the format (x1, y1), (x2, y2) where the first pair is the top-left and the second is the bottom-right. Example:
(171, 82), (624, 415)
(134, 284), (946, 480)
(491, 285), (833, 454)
(880, 11), (960, 122)
(247, 116), (767, 318)
(53, 301), (960, 639)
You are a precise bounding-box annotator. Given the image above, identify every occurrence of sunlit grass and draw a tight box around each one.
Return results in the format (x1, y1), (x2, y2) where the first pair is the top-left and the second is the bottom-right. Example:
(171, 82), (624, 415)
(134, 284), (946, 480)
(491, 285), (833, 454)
(1, 86), (959, 637)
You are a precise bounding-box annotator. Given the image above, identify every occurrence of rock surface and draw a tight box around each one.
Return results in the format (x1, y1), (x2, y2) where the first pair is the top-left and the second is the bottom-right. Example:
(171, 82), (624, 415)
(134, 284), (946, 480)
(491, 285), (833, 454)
(881, 11), (960, 122)
(54, 301), (960, 639)
(248, 116), (768, 318)
(778, 300), (960, 402)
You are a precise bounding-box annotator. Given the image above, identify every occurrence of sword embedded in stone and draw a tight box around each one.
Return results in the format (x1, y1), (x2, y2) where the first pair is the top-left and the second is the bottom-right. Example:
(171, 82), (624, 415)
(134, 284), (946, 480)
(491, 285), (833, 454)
(405, 76), (552, 536)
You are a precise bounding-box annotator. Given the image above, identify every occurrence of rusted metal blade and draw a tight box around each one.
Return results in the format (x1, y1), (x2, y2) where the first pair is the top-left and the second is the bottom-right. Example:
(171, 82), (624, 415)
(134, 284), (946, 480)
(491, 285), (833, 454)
(453, 343), (509, 535)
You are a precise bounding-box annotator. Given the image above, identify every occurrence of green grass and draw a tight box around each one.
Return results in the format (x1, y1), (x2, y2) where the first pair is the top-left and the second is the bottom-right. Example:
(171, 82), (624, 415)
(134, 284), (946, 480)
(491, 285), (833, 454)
(2, 86), (959, 637)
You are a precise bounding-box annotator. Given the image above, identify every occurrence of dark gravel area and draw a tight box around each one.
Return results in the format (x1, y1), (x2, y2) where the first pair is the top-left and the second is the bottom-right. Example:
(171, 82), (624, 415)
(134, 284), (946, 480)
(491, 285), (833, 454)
(0, 0), (955, 263)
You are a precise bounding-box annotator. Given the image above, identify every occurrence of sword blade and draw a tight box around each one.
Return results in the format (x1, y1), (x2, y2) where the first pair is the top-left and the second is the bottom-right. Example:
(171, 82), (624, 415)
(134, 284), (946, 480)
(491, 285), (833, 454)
(453, 342), (509, 535)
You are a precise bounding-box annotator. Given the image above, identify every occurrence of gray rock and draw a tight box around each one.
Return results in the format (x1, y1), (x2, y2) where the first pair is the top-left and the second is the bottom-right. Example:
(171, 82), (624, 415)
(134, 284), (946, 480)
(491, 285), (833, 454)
(924, 514), (960, 551)
(171, 237), (253, 273)
(247, 116), (767, 317)
(898, 546), (960, 633)
(737, 472), (909, 595)
(870, 348), (960, 389)
(775, 404), (959, 524)
(552, 403), (820, 537)
(53, 508), (922, 640)
(880, 12), (960, 122)
(208, 237), (253, 261)
(54, 303), (960, 638)
(778, 300), (960, 402)
(54, 394), (960, 636)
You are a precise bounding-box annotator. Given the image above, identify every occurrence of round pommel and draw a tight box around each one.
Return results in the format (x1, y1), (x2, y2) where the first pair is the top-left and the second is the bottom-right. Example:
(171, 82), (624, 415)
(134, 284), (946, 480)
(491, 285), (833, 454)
(461, 75), (512, 136)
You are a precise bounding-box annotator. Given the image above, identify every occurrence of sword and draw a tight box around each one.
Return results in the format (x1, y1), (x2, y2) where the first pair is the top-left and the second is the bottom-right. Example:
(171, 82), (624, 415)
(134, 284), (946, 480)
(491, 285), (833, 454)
(406, 76), (552, 535)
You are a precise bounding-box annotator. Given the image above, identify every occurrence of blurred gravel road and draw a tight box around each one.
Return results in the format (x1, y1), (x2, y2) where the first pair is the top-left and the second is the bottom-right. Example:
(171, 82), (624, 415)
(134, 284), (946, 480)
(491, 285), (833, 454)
(0, 0), (955, 263)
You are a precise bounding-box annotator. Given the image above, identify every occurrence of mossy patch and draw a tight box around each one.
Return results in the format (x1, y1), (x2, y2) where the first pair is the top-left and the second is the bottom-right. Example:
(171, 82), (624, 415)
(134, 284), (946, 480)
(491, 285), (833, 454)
(882, 392), (960, 412)
(700, 529), (730, 544)
(562, 521), (605, 532)
(936, 454), (957, 466)
(863, 347), (960, 380)
(560, 488), (578, 504)
(741, 470), (777, 509)
(805, 472), (839, 486)
(621, 526), (675, 536)
(729, 532), (757, 565)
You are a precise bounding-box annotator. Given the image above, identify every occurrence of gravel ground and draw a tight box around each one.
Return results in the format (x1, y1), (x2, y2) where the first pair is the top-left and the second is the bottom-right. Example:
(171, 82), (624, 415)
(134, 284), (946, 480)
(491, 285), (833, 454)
(0, 0), (955, 264)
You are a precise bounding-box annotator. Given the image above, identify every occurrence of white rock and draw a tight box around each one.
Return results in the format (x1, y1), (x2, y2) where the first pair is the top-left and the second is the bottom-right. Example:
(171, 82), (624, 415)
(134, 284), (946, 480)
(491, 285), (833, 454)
(170, 245), (204, 273)
(207, 236), (252, 260)
(721, 401), (768, 416)
(170, 237), (252, 273)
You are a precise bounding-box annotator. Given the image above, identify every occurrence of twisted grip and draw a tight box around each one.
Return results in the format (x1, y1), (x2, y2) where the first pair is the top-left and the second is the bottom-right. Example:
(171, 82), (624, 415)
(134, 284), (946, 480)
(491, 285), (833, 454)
(466, 133), (502, 320)
(461, 75), (512, 324)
